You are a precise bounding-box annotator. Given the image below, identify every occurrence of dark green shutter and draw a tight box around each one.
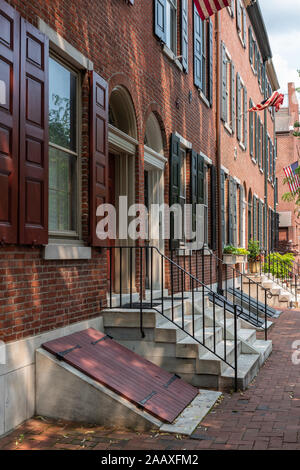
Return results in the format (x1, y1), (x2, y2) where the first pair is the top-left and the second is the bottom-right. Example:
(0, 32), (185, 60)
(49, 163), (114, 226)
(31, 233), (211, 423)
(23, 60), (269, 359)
(249, 27), (253, 64)
(191, 151), (205, 234)
(253, 196), (257, 241)
(266, 135), (269, 178)
(242, 7), (246, 47)
(210, 165), (217, 251)
(274, 138), (277, 181)
(236, 0), (242, 32)
(181, 0), (188, 73)
(254, 112), (258, 162)
(197, 154), (205, 205)
(236, 73), (241, 141)
(228, 177), (236, 245)
(194, 4), (202, 89)
(258, 201), (263, 247)
(170, 133), (180, 249)
(221, 170), (225, 248)
(233, 181), (237, 245)
(209, 19), (213, 105)
(244, 87), (248, 149)
(249, 99), (254, 156)
(270, 141), (273, 182)
(239, 185), (244, 247)
(258, 116), (262, 168)
(221, 41), (227, 122)
(231, 62), (236, 133)
(154, 0), (166, 43)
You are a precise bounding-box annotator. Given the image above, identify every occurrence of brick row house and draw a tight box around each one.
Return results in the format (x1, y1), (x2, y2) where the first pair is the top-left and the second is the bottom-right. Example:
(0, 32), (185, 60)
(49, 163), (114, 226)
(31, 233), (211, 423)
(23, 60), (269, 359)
(0, 0), (279, 435)
(275, 83), (300, 262)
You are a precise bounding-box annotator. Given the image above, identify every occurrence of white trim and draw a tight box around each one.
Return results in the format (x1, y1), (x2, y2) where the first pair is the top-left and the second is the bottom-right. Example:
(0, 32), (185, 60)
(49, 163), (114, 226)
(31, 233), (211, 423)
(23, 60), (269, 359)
(38, 18), (93, 71)
(199, 90), (210, 108)
(108, 125), (138, 154)
(200, 152), (212, 166)
(221, 165), (229, 175)
(44, 245), (92, 260)
(175, 132), (192, 150)
(233, 176), (241, 185)
(144, 146), (167, 171)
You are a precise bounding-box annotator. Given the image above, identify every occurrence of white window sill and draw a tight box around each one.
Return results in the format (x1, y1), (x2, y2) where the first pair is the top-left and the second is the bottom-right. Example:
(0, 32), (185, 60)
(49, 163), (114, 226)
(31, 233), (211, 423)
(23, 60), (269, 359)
(224, 122), (233, 135)
(239, 142), (246, 151)
(260, 168), (264, 174)
(43, 244), (92, 260)
(162, 45), (183, 72)
(251, 157), (257, 164)
(238, 33), (245, 49)
(198, 90), (210, 108)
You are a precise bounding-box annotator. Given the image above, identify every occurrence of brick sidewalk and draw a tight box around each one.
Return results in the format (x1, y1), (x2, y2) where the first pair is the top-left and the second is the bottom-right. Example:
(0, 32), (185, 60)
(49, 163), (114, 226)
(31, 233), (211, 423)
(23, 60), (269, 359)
(1, 309), (300, 450)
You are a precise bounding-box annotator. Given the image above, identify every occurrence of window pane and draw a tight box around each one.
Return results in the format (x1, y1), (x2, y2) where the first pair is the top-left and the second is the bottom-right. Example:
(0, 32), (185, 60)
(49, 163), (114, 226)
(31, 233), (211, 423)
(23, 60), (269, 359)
(49, 146), (77, 232)
(49, 57), (77, 151)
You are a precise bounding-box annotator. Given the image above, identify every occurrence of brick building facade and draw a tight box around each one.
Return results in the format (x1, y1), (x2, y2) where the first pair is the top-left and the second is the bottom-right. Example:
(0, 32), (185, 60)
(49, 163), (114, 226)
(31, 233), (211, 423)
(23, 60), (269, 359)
(275, 83), (300, 261)
(0, 0), (279, 436)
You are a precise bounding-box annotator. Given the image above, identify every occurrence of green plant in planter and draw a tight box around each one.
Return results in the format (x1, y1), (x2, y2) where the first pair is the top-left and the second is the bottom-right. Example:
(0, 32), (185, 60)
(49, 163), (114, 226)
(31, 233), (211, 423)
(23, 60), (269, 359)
(263, 252), (295, 279)
(248, 240), (261, 262)
(223, 245), (249, 256)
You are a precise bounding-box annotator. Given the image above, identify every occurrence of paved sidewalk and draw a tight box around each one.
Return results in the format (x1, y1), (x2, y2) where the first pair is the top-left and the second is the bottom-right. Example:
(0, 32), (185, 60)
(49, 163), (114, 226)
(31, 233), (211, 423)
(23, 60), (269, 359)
(1, 309), (300, 450)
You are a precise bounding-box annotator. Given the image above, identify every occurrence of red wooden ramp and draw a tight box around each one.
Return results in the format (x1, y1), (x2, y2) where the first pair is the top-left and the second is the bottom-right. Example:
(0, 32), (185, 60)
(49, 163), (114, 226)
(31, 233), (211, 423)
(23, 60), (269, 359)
(42, 328), (198, 423)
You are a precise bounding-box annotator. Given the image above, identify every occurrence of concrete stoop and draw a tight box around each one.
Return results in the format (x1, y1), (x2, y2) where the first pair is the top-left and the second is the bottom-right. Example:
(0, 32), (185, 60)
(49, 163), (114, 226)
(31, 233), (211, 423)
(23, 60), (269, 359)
(102, 294), (272, 392)
(245, 274), (295, 308)
(36, 348), (221, 436)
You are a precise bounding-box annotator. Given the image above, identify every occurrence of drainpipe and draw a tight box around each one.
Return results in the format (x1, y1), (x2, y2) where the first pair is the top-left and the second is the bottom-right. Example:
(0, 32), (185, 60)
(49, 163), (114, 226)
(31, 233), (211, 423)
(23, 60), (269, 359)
(215, 12), (223, 293)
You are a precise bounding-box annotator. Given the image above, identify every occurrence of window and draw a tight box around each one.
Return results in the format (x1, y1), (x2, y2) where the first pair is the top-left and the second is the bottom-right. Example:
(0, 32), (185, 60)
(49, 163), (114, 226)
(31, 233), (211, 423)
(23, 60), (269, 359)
(236, 0), (246, 47)
(49, 56), (80, 236)
(221, 43), (235, 129)
(194, 6), (213, 103)
(236, 74), (247, 147)
(166, 0), (177, 53)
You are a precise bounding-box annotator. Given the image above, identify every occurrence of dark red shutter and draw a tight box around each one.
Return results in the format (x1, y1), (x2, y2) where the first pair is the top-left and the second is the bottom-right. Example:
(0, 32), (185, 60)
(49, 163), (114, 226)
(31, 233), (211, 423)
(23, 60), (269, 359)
(89, 71), (109, 247)
(19, 19), (49, 245)
(0, 0), (20, 244)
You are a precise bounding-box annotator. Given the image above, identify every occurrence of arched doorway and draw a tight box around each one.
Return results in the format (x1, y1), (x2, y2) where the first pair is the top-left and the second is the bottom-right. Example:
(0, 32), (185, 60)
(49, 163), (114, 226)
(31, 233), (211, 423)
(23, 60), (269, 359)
(108, 86), (138, 294)
(248, 189), (252, 243)
(144, 113), (167, 289)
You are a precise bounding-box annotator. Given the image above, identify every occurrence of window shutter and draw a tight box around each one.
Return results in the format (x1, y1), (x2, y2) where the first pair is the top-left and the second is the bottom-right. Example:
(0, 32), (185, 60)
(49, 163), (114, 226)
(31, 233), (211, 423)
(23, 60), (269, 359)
(210, 165), (217, 251)
(242, 7), (246, 48)
(253, 196), (257, 241)
(236, 73), (241, 141)
(270, 141), (273, 181)
(89, 71), (109, 247)
(233, 181), (237, 245)
(0, 1), (19, 244)
(194, 4), (202, 90)
(231, 62), (236, 133)
(228, 177), (234, 245)
(154, 0), (166, 43)
(258, 117), (262, 168)
(230, 0), (235, 17)
(239, 185), (244, 247)
(190, 150), (197, 234)
(209, 19), (213, 105)
(254, 112), (258, 162)
(170, 133), (180, 250)
(181, 0), (188, 73)
(249, 99), (254, 157)
(274, 138), (277, 181)
(249, 27), (253, 64)
(244, 87), (247, 149)
(236, 0), (242, 32)
(221, 41), (227, 122)
(197, 154), (205, 205)
(19, 19), (49, 245)
(221, 170), (225, 248)
(266, 136), (269, 178)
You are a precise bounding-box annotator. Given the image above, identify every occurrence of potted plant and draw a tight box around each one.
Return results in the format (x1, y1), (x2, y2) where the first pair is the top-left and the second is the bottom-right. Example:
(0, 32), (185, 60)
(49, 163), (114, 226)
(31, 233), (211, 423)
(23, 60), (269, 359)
(223, 245), (250, 265)
(247, 240), (261, 274)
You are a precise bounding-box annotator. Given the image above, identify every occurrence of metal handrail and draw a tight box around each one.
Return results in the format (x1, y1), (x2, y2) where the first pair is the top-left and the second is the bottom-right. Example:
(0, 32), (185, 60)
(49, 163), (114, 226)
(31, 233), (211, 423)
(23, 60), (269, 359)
(105, 245), (239, 391)
(261, 249), (298, 302)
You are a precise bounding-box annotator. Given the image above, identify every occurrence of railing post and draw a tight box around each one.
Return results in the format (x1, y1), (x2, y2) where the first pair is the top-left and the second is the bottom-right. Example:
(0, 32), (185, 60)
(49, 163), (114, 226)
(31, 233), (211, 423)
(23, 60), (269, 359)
(234, 304), (238, 393)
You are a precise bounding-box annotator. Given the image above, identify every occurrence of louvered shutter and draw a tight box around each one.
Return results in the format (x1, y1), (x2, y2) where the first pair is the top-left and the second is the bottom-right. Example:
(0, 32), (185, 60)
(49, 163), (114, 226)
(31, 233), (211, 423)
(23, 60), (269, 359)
(249, 99), (254, 156)
(259, 201), (263, 247)
(190, 150), (197, 234)
(242, 7), (246, 48)
(258, 117), (262, 168)
(236, 73), (241, 141)
(228, 177), (235, 245)
(236, 0), (242, 32)
(253, 196), (257, 241)
(154, 0), (166, 43)
(209, 19), (213, 105)
(230, 0), (235, 17)
(221, 170), (225, 248)
(274, 138), (277, 181)
(194, 5), (202, 90)
(266, 135), (269, 178)
(170, 134), (180, 250)
(19, 19), (49, 245)
(0, 0), (19, 244)
(254, 112), (258, 162)
(239, 185), (244, 247)
(210, 165), (217, 251)
(233, 180), (237, 245)
(89, 71), (109, 247)
(221, 41), (227, 122)
(249, 27), (253, 64)
(244, 87), (247, 149)
(197, 154), (205, 205)
(181, 0), (188, 73)
(231, 62), (236, 133)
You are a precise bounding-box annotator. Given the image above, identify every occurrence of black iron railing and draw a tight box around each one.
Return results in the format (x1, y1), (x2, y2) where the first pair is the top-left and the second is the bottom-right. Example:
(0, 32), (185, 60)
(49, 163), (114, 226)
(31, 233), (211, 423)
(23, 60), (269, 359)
(105, 245), (239, 391)
(260, 249), (298, 302)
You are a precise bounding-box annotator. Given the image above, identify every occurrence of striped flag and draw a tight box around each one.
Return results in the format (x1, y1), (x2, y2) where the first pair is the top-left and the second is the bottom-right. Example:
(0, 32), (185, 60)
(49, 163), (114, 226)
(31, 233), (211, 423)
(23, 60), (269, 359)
(249, 91), (284, 113)
(283, 161), (300, 194)
(193, 0), (230, 20)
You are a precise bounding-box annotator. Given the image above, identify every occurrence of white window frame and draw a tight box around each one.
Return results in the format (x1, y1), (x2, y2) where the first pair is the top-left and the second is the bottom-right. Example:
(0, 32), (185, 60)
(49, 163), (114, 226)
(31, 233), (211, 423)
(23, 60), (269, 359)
(166, 0), (177, 54)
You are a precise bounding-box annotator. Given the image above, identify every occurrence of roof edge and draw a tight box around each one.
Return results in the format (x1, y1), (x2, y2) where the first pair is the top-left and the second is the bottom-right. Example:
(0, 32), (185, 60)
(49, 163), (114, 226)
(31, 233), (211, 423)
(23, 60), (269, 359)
(246, 1), (272, 62)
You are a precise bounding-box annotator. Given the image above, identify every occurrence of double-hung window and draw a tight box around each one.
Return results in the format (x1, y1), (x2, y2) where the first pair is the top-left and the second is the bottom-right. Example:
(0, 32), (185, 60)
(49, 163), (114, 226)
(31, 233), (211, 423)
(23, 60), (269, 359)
(194, 5), (213, 104)
(166, 0), (177, 53)
(49, 56), (80, 237)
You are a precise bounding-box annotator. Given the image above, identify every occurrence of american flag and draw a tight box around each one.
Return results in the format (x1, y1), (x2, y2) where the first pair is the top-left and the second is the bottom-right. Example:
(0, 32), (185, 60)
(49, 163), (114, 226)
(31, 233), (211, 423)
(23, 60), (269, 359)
(193, 0), (230, 20)
(283, 161), (300, 194)
(249, 91), (284, 113)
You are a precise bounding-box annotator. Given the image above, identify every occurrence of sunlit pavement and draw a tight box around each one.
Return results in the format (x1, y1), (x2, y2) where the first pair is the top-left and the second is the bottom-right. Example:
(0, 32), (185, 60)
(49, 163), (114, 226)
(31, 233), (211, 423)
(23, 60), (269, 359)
(1, 309), (300, 451)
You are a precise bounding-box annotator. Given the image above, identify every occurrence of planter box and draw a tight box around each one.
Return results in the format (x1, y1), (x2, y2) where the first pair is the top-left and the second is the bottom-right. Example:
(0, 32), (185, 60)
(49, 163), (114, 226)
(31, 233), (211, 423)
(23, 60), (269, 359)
(248, 260), (261, 274)
(223, 254), (247, 265)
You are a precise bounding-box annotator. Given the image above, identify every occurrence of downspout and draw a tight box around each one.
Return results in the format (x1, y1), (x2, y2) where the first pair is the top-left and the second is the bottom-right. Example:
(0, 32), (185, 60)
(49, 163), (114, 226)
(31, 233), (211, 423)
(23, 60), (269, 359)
(215, 11), (223, 293)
